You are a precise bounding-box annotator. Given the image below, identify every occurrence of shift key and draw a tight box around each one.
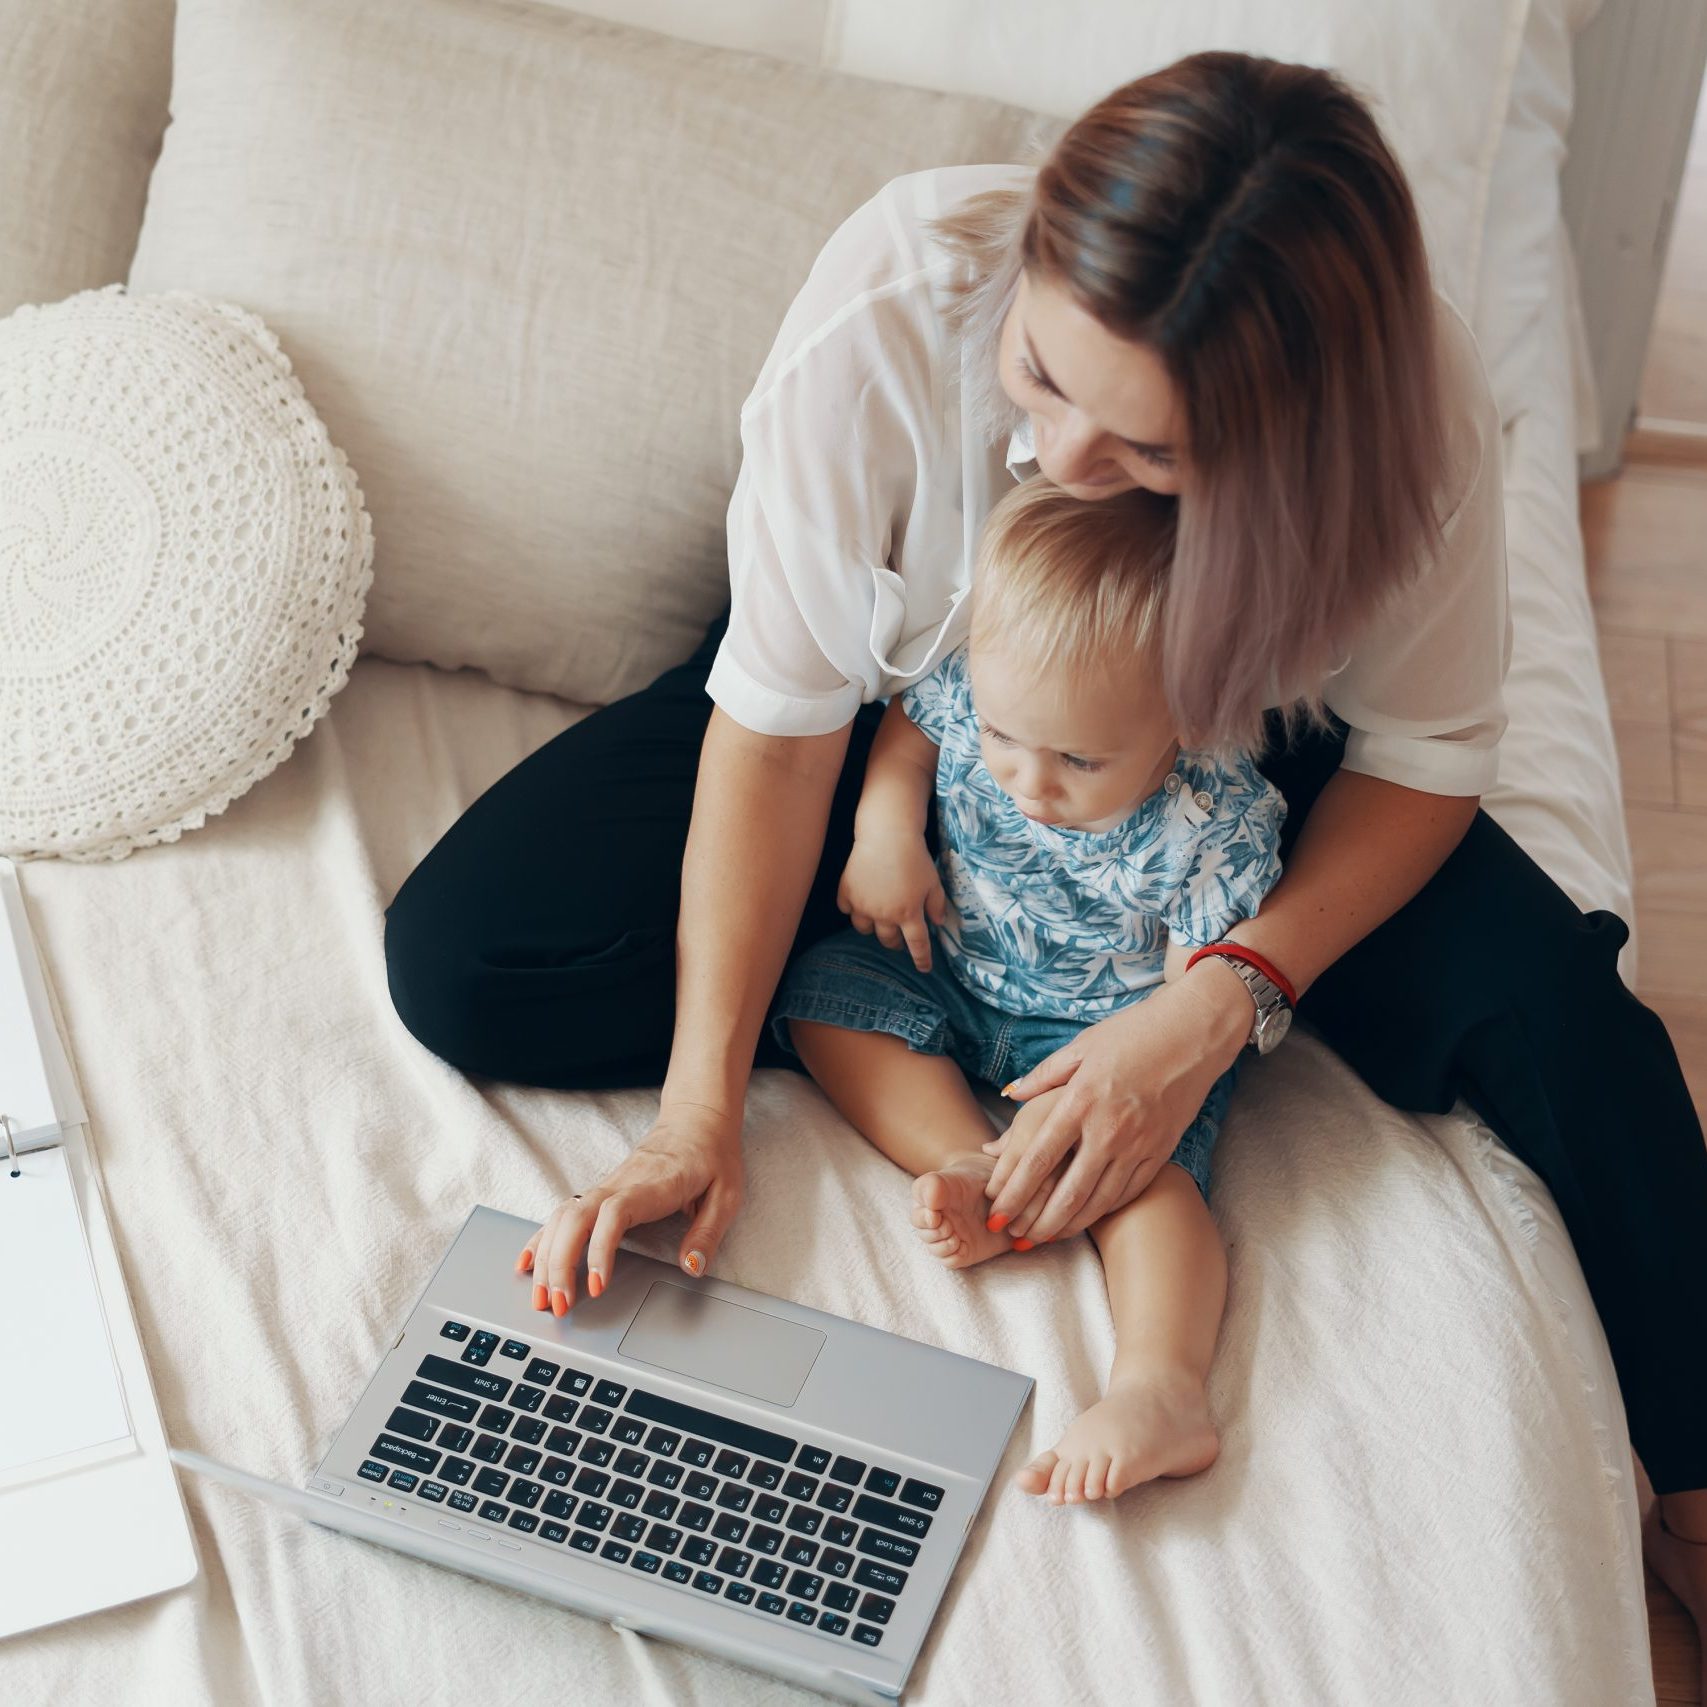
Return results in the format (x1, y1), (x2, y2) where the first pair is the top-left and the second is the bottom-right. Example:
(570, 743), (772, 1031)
(369, 1434), (441, 1473)
(852, 1494), (931, 1539)
(417, 1354), (512, 1401)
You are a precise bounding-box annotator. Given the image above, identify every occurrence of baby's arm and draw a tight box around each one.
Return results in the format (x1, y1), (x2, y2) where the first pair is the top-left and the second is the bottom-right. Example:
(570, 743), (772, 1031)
(838, 698), (947, 970)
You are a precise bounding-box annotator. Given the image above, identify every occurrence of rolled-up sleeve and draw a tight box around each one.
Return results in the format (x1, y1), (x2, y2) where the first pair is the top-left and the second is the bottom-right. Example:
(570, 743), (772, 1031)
(1326, 300), (1512, 797)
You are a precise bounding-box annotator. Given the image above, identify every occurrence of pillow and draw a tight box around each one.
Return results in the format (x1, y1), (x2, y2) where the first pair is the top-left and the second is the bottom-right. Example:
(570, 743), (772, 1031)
(0, 0), (175, 317)
(0, 288), (373, 862)
(128, 0), (1043, 707)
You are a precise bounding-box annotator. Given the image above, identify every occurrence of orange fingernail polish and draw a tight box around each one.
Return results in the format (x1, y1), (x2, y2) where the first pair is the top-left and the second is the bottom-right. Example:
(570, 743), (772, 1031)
(986, 1213), (1010, 1233)
(551, 1290), (568, 1316)
(1000, 1082), (1018, 1098)
(532, 1284), (547, 1310)
(1011, 1237), (1034, 1252)
(683, 1251), (705, 1277)
(589, 1269), (604, 1299)
(519, 1250), (533, 1271)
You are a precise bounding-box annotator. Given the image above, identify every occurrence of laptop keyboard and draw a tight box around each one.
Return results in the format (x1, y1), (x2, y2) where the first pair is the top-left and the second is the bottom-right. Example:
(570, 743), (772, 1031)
(353, 1320), (948, 1651)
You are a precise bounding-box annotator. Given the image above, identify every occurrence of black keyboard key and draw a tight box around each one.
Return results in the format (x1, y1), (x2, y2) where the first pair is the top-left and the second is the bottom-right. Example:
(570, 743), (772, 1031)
(471, 1434), (507, 1464)
(820, 1548), (853, 1579)
(386, 1407), (438, 1442)
(824, 1582), (858, 1613)
(753, 1560), (787, 1589)
(401, 1381), (479, 1424)
(511, 1385), (546, 1415)
(509, 1510), (539, 1533)
(859, 1592), (895, 1625)
(644, 1429), (681, 1456)
(864, 1467), (901, 1497)
(662, 1559), (692, 1584)
(716, 1483), (752, 1514)
(601, 1541), (632, 1565)
(786, 1602), (817, 1627)
(712, 1513), (749, 1544)
(540, 1457), (575, 1486)
(478, 1500), (508, 1524)
(440, 1320), (470, 1342)
(609, 1479), (644, 1510)
(441, 1457), (475, 1486)
(713, 1449), (749, 1479)
(647, 1523), (683, 1555)
(478, 1404), (516, 1434)
(578, 1407), (612, 1435)
(819, 1612), (849, 1637)
(787, 1569), (824, 1602)
(541, 1522), (571, 1544)
(857, 1529), (918, 1566)
(369, 1435), (440, 1474)
(824, 1517), (858, 1548)
(716, 1546), (753, 1578)
(569, 1531), (599, 1555)
(611, 1416), (647, 1447)
(901, 1477), (944, 1511)
(785, 1507), (822, 1537)
(852, 1493), (932, 1539)
(574, 1468), (609, 1497)
(499, 1339), (530, 1360)
(796, 1445), (831, 1474)
(417, 1480), (448, 1503)
(752, 1493), (786, 1526)
(615, 1449), (648, 1480)
(816, 1483), (852, 1513)
(678, 1502), (712, 1533)
(593, 1379), (627, 1407)
(558, 1368), (594, 1397)
(679, 1439), (715, 1469)
(613, 1512), (648, 1543)
(577, 1502), (614, 1533)
(647, 1460), (684, 1490)
(439, 1426), (474, 1455)
(631, 1551), (662, 1575)
(473, 1468), (510, 1498)
(511, 1416), (548, 1446)
(525, 1358), (560, 1386)
(544, 1395), (578, 1425)
(724, 1580), (756, 1605)
(388, 1470), (419, 1492)
(855, 1559), (908, 1595)
(578, 1438), (615, 1467)
(783, 1473), (818, 1502)
(748, 1526), (783, 1556)
(505, 1446), (541, 1475)
(852, 1623), (883, 1648)
(693, 1572), (723, 1596)
(624, 1390), (796, 1466)
(682, 1537), (717, 1567)
(830, 1456), (867, 1486)
(757, 1592), (786, 1616)
(684, 1468), (718, 1501)
(546, 1426), (582, 1457)
(448, 1489), (478, 1513)
(417, 1354), (510, 1401)
(643, 1490), (679, 1520)
(782, 1537), (818, 1567)
(463, 1330), (499, 1367)
(745, 1460), (783, 1490)
(543, 1490), (576, 1520)
(510, 1480), (544, 1510)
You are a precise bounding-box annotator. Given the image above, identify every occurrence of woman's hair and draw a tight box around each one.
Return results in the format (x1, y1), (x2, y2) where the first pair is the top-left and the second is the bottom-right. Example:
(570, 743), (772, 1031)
(972, 476), (1175, 688)
(931, 51), (1448, 750)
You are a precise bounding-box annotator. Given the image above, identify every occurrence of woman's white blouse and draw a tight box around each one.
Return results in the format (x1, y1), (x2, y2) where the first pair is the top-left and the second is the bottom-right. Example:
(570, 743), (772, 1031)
(707, 163), (1512, 796)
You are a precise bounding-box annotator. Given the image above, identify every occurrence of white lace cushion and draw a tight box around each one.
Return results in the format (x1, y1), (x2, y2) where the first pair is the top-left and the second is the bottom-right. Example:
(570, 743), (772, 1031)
(0, 286), (373, 861)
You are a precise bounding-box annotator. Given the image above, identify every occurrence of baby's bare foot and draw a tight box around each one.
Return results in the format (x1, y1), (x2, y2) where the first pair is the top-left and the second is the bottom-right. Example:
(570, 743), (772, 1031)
(1015, 1368), (1219, 1503)
(912, 1152), (1014, 1269)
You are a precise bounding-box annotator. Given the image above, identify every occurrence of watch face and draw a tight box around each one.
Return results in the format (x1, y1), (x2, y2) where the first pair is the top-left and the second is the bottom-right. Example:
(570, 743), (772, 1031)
(1255, 1005), (1292, 1055)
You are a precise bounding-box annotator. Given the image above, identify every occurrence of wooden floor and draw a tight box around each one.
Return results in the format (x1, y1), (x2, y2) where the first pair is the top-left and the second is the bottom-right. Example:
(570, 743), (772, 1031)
(1583, 92), (1707, 1707)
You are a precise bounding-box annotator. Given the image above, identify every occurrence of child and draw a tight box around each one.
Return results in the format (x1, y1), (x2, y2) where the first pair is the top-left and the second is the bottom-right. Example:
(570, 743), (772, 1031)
(771, 476), (1285, 1505)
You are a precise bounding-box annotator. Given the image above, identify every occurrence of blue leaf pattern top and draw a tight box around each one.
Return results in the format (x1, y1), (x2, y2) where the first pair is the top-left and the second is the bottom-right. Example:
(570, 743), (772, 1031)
(901, 647), (1286, 1022)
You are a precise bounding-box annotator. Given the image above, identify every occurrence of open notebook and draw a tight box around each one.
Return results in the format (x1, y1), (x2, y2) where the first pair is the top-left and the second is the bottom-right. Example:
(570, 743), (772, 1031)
(0, 858), (196, 1635)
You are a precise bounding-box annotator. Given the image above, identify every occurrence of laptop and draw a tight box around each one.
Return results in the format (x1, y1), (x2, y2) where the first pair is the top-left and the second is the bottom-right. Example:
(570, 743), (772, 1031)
(173, 1204), (1032, 1703)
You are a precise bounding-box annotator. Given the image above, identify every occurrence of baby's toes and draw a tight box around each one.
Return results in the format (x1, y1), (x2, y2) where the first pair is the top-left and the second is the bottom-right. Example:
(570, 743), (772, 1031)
(1047, 1454), (1073, 1504)
(1014, 1451), (1056, 1496)
(1082, 1453), (1112, 1502)
(911, 1202), (942, 1232)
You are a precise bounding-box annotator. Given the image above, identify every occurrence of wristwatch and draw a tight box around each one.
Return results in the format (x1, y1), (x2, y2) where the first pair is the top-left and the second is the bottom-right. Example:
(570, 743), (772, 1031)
(1184, 942), (1296, 1055)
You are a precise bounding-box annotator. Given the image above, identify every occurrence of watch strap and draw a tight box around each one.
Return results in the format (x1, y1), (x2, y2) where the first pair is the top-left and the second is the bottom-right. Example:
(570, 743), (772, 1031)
(1184, 942), (1298, 1010)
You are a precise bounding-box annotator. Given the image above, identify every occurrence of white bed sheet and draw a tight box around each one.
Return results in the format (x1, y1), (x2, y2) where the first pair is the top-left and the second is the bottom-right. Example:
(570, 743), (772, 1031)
(0, 228), (1650, 1707)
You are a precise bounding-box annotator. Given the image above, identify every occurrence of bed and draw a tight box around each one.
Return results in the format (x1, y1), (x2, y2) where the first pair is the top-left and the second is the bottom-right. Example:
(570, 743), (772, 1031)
(0, 0), (1672, 1702)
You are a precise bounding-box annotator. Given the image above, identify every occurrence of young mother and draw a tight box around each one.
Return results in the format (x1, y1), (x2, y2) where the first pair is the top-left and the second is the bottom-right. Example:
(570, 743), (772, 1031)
(384, 52), (1707, 1618)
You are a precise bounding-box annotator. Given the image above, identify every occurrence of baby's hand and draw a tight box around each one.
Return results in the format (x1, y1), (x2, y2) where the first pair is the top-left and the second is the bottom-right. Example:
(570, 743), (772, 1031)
(837, 830), (948, 971)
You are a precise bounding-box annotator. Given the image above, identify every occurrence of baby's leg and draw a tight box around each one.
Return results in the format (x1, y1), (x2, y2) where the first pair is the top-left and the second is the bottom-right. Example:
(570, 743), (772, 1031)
(790, 1020), (1015, 1268)
(1015, 1162), (1226, 1503)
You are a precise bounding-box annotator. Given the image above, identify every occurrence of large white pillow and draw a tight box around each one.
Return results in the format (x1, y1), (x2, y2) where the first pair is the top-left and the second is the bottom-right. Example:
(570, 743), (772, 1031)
(0, 289), (373, 862)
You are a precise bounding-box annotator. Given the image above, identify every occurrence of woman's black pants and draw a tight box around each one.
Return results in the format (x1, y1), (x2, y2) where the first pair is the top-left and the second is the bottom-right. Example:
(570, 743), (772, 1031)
(383, 621), (1707, 1495)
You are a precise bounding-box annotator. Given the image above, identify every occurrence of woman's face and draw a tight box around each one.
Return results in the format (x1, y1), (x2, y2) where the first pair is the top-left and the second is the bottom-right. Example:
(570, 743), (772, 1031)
(998, 269), (1187, 499)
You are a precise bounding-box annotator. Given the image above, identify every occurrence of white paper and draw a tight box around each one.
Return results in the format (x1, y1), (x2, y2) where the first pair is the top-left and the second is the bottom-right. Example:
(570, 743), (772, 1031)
(0, 1144), (133, 1482)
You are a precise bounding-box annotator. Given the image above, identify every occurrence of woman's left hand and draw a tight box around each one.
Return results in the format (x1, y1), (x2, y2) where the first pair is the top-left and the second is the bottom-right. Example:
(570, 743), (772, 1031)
(985, 962), (1252, 1242)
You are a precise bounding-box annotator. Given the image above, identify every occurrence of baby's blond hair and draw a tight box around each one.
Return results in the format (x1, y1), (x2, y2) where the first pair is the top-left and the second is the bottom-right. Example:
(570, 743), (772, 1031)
(971, 476), (1175, 679)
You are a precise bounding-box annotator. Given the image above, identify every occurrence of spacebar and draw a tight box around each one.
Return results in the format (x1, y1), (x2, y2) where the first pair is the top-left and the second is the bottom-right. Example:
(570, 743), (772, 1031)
(623, 1388), (797, 1464)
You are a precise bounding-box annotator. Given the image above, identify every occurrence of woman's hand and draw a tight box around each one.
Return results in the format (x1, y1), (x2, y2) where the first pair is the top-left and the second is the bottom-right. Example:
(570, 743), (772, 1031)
(516, 1099), (745, 1314)
(985, 962), (1251, 1242)
(837, 830), (947, 972)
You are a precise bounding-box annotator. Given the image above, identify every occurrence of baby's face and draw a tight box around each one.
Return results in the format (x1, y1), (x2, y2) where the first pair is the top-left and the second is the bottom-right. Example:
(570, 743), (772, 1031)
(967, 640), (1179, 832)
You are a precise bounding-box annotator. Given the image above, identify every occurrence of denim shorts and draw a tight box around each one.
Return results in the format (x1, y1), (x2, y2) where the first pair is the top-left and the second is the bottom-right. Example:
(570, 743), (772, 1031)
(772, 929), (1232, 1199)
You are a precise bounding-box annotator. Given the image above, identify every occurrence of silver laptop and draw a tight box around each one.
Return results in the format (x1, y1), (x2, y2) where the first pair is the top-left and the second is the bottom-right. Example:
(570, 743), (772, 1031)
(173, 1204), (1032, 1703)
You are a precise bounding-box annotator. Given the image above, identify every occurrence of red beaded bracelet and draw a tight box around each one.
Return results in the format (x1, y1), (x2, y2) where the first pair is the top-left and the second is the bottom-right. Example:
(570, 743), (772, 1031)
(1184, 942), (1299, 1010)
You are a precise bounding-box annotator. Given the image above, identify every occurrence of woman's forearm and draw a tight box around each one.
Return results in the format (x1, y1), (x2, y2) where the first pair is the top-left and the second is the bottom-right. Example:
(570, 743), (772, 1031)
(661, 707), (853, 1119)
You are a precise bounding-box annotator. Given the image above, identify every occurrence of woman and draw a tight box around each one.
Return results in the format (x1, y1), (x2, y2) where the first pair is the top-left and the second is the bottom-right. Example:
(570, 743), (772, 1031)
(383, 52), (1707, 1631)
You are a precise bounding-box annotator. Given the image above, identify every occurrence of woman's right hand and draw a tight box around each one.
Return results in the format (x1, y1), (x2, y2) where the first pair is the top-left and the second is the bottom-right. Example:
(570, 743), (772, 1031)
(516, 1099), (745, 1314)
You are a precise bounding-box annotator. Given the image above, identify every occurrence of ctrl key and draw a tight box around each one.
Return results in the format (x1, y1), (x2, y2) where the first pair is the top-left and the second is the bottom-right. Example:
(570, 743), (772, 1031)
(851, 1623), (884, 1648)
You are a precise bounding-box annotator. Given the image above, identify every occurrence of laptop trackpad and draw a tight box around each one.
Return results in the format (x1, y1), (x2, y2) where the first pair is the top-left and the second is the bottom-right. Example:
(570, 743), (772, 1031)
(619, 1282), (825, 1407)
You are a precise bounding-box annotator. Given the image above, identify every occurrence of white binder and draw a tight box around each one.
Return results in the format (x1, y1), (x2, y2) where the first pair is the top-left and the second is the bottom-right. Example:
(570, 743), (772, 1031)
(0, 858), (197, 1637)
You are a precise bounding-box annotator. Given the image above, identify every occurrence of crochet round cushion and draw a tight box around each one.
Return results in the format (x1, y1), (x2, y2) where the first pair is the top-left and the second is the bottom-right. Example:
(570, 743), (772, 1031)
(0, 287), (372, 860)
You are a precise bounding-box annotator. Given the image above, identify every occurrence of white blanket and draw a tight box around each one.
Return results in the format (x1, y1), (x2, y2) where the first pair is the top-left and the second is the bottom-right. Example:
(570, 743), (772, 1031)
(3, 643), (1649, 1706)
